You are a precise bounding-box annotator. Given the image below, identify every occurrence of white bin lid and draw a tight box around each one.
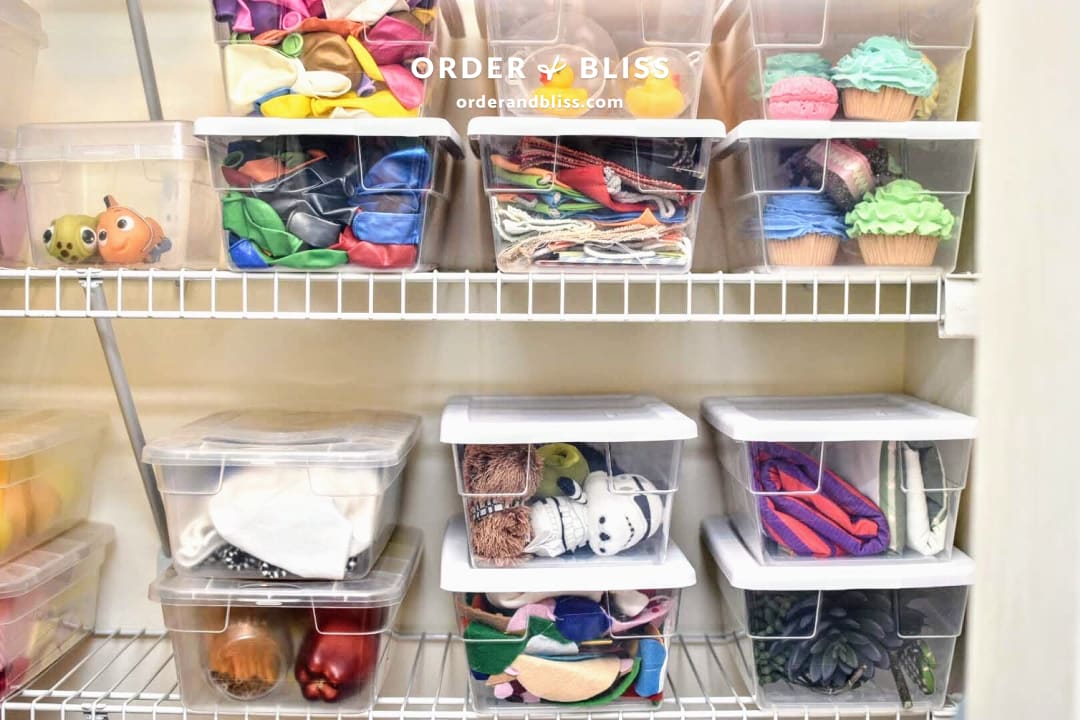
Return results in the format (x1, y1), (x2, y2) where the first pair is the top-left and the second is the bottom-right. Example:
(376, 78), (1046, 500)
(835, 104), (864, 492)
(0, 0), (46, 47)
(718, 120), (981, 158)
(441, 394), (697, 444)
(0, 523), (115, 599)
(15, 121), (205, 162)
(703, 517), (974, 591)
(150, 526), (421, 608)
(0, 409), (107, 462)
(440, 515), (695, 593)
(194, 117), (465, 159)
(701, 394), (976, 442)
(467, 117), (726, 157)
(142, 408), (420, 468)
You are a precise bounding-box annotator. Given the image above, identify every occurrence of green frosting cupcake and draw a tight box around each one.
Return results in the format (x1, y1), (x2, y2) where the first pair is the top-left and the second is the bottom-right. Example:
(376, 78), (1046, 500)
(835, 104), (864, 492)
(846, 179), (955, 239)
(832, 36), (938, 97)
(762, 52), (833, 95)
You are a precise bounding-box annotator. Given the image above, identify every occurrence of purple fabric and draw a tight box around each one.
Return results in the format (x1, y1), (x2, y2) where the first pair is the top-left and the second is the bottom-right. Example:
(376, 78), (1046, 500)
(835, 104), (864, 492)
(248, 1), (283, 34)
(751, 442), (890, 557)
(214, 0), (240, 22)
(356, 74), (377, 97)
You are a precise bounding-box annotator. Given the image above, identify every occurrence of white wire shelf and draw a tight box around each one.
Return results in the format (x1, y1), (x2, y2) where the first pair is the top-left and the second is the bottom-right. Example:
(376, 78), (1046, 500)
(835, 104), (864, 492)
(0, 269), (955, 323)
(2, 631), (958, 720)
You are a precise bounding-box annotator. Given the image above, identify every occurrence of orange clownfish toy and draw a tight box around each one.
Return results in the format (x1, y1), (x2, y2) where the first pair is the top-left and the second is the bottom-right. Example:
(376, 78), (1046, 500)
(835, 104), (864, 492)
(95, 195), (172, 264)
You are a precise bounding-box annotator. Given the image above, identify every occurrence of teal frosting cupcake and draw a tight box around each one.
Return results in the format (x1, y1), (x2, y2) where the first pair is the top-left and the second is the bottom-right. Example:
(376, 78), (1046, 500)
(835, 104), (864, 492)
(762, 52), (833, 96)
(832, 36), (938, 97)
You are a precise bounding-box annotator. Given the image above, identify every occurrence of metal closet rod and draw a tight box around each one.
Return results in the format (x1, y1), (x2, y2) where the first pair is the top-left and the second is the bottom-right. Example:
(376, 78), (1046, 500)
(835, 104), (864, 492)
(87, 0), (172, 555)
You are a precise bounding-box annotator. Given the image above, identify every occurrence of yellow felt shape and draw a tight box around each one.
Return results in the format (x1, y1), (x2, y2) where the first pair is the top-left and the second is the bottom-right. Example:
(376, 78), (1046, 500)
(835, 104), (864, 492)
(345, 36), (384, 82)
(260, 94), (315, 118)
(486, 655), (625, 703)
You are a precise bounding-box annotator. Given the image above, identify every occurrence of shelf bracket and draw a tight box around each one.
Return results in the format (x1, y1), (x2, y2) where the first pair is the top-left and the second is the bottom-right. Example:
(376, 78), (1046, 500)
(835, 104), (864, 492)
(940, 274), (979, 340)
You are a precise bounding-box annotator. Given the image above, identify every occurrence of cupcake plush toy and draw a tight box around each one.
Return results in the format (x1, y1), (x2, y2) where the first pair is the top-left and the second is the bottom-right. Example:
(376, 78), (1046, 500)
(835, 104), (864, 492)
(763, 192), (849, 266)
(832, 36), (938, 121)
(761, 53), (838, 120)
(846, 179), (955, 266)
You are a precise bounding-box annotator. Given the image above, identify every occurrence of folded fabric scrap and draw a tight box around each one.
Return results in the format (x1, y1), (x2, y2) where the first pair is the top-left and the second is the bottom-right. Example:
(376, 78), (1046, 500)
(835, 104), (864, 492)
(879, 440), (949, 556)
(219, 3), (434, 117)
(220, 138), (432, 270)
(750, 442), (890, 557)
(462, 591), (669, 705)
(173, 465), (382, 579)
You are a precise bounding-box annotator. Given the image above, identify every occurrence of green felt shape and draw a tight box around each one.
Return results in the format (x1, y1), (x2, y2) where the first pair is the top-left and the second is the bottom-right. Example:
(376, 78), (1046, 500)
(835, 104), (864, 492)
(222, 191), (302, 258)
(269, 248), (349, 269)
(512, 198), (604, 218)
(494, 165), (590, 200)
(568, 657), (642, 707)
(464, 617), (575, 676)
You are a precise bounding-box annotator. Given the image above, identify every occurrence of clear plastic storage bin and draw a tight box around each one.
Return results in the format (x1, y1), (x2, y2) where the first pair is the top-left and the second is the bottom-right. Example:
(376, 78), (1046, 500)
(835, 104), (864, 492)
(0, 522), (114, 699)
(702, 395), (975, 564)
(208, 0), (445, 118)
(0, 0), (45, 148)
(713, 0), (976, 127)
(195, 117), (461, 271)
(143, 409), (419, 580)
(716, 121), (978, 272)
(441, 516), (694, 712)
(479, 0), (721, 118)
(14, 122), (220, 269)
(469, 118), (725, 272)
(0, 151), (28, 267)
(0, 410), (106, 565)
(705, 517), (972, 711)
(151, 526), (420, 715)
(441, 395), (696, 568)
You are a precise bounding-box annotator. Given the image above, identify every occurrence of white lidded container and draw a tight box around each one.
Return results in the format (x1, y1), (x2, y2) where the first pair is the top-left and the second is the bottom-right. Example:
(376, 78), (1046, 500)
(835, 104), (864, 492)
(0, 149), (29, 267)
(477, 0), (722, 119)
(143, 409), (420, 580)
(0, 410), (107, 565)
(702, 395), (975, 565)
(13, 122), (220, 269)
(713, 0), (976, 127)
(150, 526), (421, 715)
(0, 522), (114, 699)
(705, 517), (972, 712)
(208, 1), (448, 118)
(441, 394), (696, 568)
(716, 121), (979, 273)
(0, 0), (45, 149)
(194, 117), (462, 272)
(441, 516), (695, 712)
(468, 117), (725, 273)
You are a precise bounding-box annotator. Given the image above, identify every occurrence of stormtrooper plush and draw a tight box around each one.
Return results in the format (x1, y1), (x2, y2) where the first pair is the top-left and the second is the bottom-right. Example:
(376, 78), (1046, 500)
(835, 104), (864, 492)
(525, 471), (664, 558)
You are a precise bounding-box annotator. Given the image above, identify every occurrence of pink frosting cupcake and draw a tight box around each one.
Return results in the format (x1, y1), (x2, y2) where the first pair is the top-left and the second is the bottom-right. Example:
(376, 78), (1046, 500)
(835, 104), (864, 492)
(767, 77), (839, 120)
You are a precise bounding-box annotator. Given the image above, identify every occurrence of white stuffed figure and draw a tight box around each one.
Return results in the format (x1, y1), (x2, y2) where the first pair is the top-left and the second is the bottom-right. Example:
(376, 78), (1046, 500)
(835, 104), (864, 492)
(525, 470), (664, 558)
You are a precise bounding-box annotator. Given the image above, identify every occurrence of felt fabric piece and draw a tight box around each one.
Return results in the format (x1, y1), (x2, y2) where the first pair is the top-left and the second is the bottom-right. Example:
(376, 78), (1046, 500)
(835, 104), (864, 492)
(300, 32), (363, 84)
(365, 15), (429, 65)
(379, 63), (425, 109)
(634, 639), (666, 697)
(310, 90), (417, 117)
(228, 234), (272, 269)
(491, 155), (581, 196)
(553, 597), (611, 643)
(608, 595), (672, 634)
(292, 69), (353, 98)
(182, 465), (380, 578)
(464, 618), (577, 676)
(751, 442), (889, 557)
(491, 655), (633, 704)
(323, 0), (408, 22)
(610, 590), (649, 618)
(901, 442), (948, 556)
(507, 601), (558, 633)
(224, 43), (303, 113)
(222, 191), (303, 258)
(345, 36), (385, 81)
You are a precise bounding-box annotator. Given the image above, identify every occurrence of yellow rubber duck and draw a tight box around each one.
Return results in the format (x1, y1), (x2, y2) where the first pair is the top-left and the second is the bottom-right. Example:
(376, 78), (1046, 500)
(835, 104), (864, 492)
(626, 74), (686, 119)
(533, 65), (589, 118)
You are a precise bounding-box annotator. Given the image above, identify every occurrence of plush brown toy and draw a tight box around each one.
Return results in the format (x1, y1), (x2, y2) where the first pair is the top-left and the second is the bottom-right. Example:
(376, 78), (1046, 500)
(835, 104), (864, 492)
(462, 444), (542, 565)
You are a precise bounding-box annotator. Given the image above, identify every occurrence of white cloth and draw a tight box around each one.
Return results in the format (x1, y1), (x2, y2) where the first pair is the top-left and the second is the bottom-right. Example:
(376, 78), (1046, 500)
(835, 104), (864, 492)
(903, 444), (948, 556)
(322, 0), (409, 23)
(223, 44), (303, 114)
(177, 466), (380, 579)
(291, 70), (354, 98)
